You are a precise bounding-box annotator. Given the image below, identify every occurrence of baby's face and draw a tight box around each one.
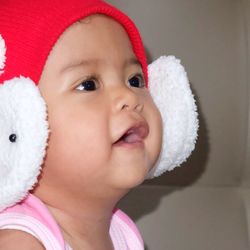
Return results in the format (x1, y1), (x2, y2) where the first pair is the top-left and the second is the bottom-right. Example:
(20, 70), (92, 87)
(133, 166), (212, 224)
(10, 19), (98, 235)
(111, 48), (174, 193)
(38, 15), (162, 198)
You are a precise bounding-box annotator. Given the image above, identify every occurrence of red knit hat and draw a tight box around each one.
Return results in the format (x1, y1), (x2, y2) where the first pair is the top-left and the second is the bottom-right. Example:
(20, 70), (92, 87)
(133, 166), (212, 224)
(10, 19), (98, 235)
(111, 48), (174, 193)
(0, 0), (148, 85)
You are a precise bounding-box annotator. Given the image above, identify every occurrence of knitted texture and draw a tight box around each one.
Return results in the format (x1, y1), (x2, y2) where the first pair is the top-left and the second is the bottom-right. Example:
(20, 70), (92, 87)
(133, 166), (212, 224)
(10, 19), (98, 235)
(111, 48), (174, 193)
(0, 0), (147, 85)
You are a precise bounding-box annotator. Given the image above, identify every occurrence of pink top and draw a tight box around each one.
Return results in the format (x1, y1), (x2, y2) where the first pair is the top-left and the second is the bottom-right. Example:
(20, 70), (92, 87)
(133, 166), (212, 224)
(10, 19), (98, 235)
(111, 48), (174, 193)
(0, 194), (144, 250)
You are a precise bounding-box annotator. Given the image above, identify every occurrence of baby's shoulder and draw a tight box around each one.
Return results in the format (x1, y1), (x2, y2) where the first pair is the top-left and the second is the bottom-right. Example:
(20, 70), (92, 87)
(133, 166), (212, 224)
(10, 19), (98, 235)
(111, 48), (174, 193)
(0, 194), (66, 249)
(0, 229), (45, 250)
(113, 209), (141, 235)
(112, 209), (144, 248)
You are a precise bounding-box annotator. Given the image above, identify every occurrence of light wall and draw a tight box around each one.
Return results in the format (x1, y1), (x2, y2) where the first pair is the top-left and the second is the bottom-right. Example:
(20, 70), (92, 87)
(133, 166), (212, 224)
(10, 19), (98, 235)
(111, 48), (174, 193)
(242, 0), (250, 187)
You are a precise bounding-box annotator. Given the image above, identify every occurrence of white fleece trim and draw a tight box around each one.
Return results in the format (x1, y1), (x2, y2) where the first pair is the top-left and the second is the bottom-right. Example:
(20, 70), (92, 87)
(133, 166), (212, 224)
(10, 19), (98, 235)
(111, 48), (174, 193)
(0, 77), (49, 211)
(148, 56), (199, 178)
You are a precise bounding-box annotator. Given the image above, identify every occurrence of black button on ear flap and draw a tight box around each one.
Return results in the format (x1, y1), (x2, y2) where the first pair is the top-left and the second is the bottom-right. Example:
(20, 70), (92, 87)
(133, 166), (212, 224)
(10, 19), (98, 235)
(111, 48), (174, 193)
(9, 134), (17, 143)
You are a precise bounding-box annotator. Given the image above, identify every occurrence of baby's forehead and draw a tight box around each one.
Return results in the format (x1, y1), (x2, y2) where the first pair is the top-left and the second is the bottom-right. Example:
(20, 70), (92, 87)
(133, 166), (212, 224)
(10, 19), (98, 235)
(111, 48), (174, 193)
(43, 15), (136, 66)
(49, 14), (132, 56)
(39, 14), (141, 86)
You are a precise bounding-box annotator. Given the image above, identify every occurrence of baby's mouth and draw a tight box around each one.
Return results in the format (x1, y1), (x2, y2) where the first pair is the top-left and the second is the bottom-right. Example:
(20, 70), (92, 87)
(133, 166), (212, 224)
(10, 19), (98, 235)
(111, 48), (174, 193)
(113, 122), (149, 146)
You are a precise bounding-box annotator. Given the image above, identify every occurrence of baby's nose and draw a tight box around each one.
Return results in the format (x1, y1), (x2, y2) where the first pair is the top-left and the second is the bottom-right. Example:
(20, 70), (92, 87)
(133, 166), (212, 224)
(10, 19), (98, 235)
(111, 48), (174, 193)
(111, 85), (144, 114)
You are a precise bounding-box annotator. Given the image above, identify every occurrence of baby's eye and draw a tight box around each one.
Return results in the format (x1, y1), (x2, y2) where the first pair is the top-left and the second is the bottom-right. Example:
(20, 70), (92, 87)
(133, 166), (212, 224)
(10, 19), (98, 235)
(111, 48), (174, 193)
(128, 74), (145, 88)
(75, 78), (99, 91)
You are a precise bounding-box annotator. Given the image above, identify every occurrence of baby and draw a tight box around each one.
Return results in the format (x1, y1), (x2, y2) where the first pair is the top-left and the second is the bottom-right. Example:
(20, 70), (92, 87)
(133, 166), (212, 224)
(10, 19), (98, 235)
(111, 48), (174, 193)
(0, 0), (198, 249)
(36, 14), (162, 249)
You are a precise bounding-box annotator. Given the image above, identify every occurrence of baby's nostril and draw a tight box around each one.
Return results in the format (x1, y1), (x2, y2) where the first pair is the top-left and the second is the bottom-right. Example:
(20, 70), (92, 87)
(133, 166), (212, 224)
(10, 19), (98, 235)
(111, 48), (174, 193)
(9, 134), (17, 143)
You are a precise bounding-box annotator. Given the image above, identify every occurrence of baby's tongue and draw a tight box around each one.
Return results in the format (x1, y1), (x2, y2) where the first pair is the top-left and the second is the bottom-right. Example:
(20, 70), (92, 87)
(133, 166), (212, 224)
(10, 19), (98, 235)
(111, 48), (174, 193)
(123, 133), (141, 143)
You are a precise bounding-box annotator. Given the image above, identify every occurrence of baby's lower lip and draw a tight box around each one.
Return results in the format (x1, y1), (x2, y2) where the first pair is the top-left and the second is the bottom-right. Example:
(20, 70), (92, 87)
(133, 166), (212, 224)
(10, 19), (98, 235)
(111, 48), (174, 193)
(113, 140), (145, 148)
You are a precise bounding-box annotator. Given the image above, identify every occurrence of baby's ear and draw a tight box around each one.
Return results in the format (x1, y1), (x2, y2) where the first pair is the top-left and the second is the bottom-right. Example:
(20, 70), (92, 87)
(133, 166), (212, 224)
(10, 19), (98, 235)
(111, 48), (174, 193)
(147, 56), (199, 178)
(0, 35), (49, 211)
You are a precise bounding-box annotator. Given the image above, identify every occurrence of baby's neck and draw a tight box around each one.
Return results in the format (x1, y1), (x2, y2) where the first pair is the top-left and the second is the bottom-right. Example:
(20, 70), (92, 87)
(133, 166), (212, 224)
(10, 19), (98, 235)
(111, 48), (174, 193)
(33, 188), (127, 250)
(47, 203), (115, 250)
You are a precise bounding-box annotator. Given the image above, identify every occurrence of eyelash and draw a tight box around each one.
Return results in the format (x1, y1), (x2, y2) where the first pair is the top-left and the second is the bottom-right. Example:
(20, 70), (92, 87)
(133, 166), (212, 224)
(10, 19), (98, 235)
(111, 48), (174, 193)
(75, 73), (145, 92)
(75, 76), (99, 92)
(128, 74), (145, 88)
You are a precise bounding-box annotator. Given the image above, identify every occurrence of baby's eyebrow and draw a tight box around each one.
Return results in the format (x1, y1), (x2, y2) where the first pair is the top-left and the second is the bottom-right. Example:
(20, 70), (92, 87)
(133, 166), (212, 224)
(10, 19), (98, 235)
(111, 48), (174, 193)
(124, 57), (141, 68)
(61, 59), (99, 73)
(61, 57), (141, 73)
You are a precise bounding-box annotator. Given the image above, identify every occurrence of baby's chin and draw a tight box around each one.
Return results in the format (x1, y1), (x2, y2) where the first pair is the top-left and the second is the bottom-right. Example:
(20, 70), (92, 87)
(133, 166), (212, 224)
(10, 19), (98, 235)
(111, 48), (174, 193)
(108, 162), (150, 191)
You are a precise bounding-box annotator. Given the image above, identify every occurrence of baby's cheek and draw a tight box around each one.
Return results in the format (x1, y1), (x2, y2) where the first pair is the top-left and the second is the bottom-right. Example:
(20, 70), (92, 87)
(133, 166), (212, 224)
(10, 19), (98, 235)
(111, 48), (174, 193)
(144, 91), (163, 132)
(145, 97), (163, 166)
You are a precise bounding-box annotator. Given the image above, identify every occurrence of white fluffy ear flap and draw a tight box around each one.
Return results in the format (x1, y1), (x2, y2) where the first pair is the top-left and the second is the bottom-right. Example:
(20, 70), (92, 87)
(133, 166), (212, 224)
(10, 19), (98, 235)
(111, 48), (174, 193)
(0, 34), (49, 211)
(0, 78), (49, 211)
(147, 56), (198, 178)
